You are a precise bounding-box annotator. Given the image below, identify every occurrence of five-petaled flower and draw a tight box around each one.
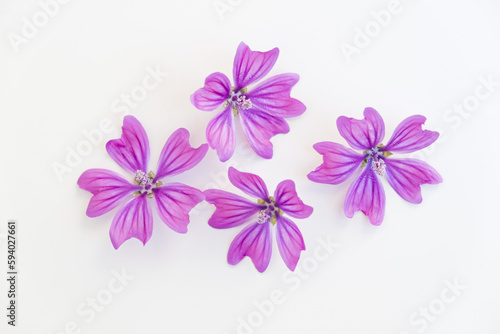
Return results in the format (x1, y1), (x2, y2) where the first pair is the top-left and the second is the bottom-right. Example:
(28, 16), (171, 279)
(78, 116), (208, 249)
(308, 107), (443, 226)
(191, 42), (306, 162)
(205, 167), (313, 272)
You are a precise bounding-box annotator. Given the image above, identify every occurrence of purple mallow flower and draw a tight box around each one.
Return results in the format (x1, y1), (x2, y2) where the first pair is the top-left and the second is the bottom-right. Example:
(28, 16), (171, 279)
(205, 167), (313, 272)
(78, 116), (208, 249)
(191, 42), (306, 162)
(308, 107), (442, 226)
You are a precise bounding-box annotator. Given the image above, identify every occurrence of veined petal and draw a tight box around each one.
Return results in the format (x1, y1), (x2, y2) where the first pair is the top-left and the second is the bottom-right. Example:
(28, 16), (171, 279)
(106, 115), (150, 174)
(228, 167), (269, 199)
(190, 72), (231, 111)
(78, 169), (139, 217)
(307, 142), (365, 185)
(109, 195), (153, 249)
(246, 73), (306, 118)
(206, 105), (236, 162)
(344, 164), (386, 226)
(276, 215), (305, 271)
(383, 115), (439, 153)
(239, 107), (290, 159)
(205, 189), (263, 229)
(233, 42), (279, 91)
(155, 128), (208, 180)
(274, 180), (313, 219)
(153, 183), (204, 233)
(385, 158), (443, 204)
(227, 222), (272, 273)
(337, 107), (385, 151)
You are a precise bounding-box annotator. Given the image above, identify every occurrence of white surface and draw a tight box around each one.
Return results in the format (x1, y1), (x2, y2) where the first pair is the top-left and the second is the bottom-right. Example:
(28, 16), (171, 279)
(1, 0), (500, 333)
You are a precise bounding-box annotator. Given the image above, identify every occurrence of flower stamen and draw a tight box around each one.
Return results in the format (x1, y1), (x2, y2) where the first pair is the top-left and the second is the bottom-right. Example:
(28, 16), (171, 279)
(134, 170), (160, 197)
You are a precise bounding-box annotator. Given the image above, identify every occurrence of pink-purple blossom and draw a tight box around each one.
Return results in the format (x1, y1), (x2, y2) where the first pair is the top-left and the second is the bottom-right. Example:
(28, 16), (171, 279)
(78, 116), (208, 249)
(191, 42), (306, 162)
(205, 167), (313, 272)
(308, 107), (442, 226)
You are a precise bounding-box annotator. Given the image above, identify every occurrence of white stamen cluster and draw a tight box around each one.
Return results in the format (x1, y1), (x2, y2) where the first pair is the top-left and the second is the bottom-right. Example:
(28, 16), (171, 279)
(371, 159), (386, 176)
(235, 95), (252, 110)
(134, 170), (150, 186)
(257, 210), (270, 224)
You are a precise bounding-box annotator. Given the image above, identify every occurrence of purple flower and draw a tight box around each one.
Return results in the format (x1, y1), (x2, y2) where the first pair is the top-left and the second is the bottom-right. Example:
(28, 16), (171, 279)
(205, 167), (313, 272)
(308, 107), (443, 226)
(191, 42), (306, 162)
(78, 116), (208, 249)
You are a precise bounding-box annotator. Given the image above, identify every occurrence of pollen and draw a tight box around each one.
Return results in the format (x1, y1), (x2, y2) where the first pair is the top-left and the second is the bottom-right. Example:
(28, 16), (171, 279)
(371, 159), (386, 176)
(133, 170), (161, 197)
(235, 95), (252, 110)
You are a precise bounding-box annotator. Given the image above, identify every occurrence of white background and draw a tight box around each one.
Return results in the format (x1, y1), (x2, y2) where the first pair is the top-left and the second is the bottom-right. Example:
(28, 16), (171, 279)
(1, 0), (500, 333)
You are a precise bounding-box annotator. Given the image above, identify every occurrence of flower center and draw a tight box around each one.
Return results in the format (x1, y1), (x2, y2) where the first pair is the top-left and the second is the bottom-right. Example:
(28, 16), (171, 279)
(133, 170), (163, 198)
(257, 196), (283, 225)
(225, 87), (252, 116)
(361, 145), (392, 177)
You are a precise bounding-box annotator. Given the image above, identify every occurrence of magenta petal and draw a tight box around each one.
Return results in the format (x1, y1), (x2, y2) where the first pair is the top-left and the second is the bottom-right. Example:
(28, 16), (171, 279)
(106, 115), (150, 174)
(228, 167), (269, 199)
(227, 222), (272, 273)
(385, 158), (443, 204)
(337, 107), (385, 151)
(344, 164), (386, 226)
(233, 42), (279, 91)
(190, 72), (231, 111)
(239, 107), (290, 159)
(383, 115), (439, 153)
(246, 73), (306, 118)
(155, 128), (208, 180)
(307, 142), (365, 185)
(276, 215), (305, 271)
(205, 189), (263, 229)
(153, 183), (204, 233)
(274, 180), (313, 219)
(78, 169), (139, 217)
(109, 195), (153, 249)
(206, 105), (236, 162)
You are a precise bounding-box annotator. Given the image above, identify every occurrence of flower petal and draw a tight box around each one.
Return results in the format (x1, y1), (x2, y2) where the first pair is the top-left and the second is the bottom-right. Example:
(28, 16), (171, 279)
(227, 222), (272, 273)
(239, 107), (290, 159)
(106, 115), (150, 174)
(109, 195), (153, 249)
(204, 189), (263, 229)
(384, 158), (443, 204)
(78, 169), (139, 217)
(233, 42), (279, 91)
(155, 128), (208, 180)
(337, 107), (385, 151)
(246, 73), (306, 118)
(190, 72), (231, 111)
(206, 105), (236, 162)
(153, 183), (204, 233)
(276, 215), (305, 271)
(383, 115), (439, 153)
(274, 180), (313, 219)
(228, 167), (269, 199)
(344, 163), (386, 226)
(307, 142), (365, 185)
